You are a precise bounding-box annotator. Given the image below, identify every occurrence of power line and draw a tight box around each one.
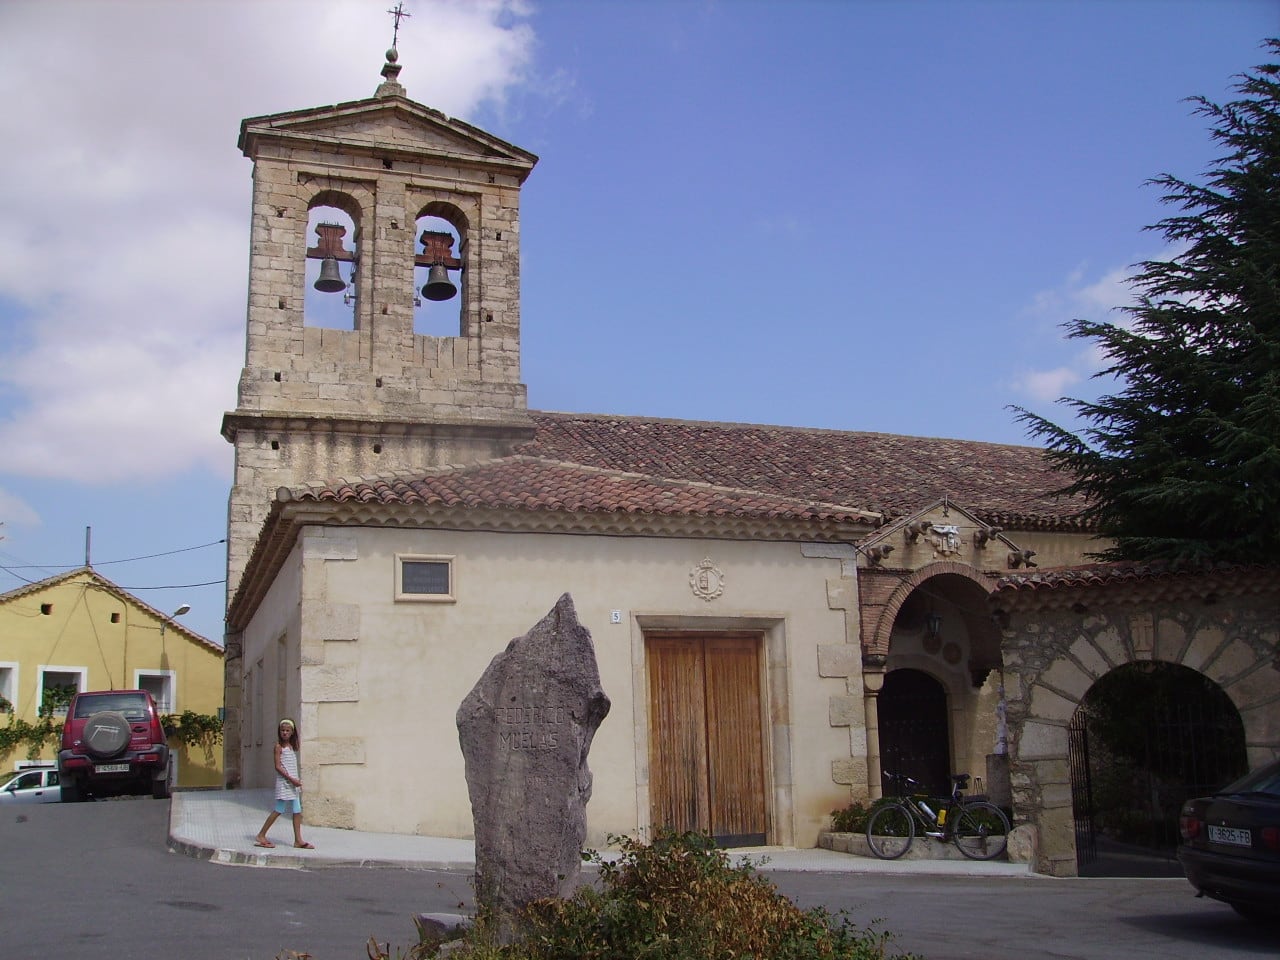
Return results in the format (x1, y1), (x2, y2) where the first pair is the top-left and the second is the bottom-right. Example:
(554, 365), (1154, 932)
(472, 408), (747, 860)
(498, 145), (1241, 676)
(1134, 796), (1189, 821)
(0, 563), (38, 585)
(0, 538), (226, 569)
(120, 580), (226, 591)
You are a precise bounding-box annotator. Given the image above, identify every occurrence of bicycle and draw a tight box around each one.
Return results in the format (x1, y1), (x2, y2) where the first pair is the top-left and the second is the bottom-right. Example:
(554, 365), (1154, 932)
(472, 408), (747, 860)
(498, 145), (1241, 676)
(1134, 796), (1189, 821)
(865, 771), (1011, 861)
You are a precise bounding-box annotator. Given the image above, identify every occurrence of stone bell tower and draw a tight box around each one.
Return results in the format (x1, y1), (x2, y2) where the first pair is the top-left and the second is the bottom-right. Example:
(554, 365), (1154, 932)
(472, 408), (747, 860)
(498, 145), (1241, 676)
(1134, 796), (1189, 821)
(219, 48), (538, 784)
(221, 48), (539, 599)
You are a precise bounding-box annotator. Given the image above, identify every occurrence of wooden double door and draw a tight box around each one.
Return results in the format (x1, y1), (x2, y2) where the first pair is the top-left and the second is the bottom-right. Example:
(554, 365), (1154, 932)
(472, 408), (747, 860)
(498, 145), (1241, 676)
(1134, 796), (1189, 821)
(646, 633), (768, 846)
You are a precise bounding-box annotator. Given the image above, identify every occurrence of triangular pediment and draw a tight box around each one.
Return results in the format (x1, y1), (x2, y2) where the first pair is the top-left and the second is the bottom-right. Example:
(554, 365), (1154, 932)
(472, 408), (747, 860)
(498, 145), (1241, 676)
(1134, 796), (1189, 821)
(859, 499), (1030, 571)
(239, 96), (537, 178)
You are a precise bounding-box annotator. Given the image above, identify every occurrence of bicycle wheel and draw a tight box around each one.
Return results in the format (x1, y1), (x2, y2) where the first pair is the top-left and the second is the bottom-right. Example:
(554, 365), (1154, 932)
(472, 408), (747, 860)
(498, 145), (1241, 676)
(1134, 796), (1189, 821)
(953, 800), (1010, 860)
(865, 802), (915, 859)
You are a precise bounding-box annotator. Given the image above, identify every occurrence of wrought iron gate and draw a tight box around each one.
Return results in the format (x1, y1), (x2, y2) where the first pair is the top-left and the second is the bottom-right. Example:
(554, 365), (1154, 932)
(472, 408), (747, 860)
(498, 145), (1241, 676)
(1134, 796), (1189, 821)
(1068, 712), (1096, 867)
(1068, 663), (1247, 875)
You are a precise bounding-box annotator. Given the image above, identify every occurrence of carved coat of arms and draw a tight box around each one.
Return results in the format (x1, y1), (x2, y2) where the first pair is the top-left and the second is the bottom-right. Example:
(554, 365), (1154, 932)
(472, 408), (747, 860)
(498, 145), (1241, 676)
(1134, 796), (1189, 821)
(930, 524), (961, 557)
(689, 558), (725, 602)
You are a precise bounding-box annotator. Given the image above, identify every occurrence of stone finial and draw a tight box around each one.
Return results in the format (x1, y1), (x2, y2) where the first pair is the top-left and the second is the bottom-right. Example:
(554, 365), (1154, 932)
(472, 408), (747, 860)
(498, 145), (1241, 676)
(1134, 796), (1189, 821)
(457, 593), (611, 943)
(376, 46), (406, 98)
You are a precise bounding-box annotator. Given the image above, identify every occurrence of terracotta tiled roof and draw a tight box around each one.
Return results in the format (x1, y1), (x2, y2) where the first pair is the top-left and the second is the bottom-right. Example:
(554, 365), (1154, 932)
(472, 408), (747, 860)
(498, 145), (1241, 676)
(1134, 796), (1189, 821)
(994, 561), (1279, 593)
(990, 561), (1279, 611)
(292, 456), (879, 525)
(519, 411), (1089, 531)
(232, 414), (1092, 630)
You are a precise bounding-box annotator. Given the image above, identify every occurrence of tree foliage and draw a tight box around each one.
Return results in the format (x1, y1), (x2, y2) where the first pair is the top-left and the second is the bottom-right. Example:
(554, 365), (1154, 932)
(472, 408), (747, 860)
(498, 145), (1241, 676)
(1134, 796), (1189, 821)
(1015, 40), (1280, 564)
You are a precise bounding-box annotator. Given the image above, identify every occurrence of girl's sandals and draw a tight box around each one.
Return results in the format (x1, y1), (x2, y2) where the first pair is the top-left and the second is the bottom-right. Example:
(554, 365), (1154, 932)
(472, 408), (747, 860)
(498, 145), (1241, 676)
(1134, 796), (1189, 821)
(295, 841), (315, 849)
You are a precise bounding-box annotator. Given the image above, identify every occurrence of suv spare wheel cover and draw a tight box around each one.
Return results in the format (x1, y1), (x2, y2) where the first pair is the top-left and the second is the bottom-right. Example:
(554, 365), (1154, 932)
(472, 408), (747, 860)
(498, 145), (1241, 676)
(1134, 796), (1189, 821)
(83, 711), (132, 758)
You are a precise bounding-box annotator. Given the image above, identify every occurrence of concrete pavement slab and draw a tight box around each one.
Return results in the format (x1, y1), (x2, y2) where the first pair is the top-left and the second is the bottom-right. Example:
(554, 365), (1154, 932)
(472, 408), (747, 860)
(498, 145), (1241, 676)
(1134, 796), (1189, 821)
(168, 788), (1033, 877)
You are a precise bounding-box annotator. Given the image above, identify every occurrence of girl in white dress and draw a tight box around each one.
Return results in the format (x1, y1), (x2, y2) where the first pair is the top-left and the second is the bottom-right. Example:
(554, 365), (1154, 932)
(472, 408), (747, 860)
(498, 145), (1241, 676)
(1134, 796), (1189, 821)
(254, 718), (313, 849)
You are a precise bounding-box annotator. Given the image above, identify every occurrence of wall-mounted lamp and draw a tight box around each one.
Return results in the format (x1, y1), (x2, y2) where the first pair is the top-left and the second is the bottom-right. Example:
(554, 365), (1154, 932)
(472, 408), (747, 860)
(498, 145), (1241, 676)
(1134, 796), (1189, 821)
(160, 603), (191, 638)
(925, 612), (943, 640)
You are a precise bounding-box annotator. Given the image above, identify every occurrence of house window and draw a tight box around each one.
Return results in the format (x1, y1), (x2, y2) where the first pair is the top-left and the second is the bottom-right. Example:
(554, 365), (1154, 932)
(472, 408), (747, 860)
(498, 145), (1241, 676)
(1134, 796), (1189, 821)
(395, 554), (455, 602)
(135, 671), (176, 714)
(0, 662), (16, 713)
(38, 666), (87, 716)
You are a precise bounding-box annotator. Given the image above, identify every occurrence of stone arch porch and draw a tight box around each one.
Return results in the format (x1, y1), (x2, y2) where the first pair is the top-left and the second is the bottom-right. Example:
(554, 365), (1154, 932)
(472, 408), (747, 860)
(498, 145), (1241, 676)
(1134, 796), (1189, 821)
(990, 564), (1280, 876)
(859, 561), (1004, 799)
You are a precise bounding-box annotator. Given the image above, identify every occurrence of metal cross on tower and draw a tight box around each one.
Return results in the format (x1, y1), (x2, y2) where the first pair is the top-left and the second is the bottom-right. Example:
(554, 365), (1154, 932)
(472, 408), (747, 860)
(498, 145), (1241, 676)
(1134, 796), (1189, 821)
(387, 2), (411, 49)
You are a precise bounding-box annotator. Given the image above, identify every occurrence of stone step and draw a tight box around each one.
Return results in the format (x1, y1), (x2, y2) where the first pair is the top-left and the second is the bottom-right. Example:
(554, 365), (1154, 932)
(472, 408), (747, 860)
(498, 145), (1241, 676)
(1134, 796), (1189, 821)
(818, 830), (1004, 861)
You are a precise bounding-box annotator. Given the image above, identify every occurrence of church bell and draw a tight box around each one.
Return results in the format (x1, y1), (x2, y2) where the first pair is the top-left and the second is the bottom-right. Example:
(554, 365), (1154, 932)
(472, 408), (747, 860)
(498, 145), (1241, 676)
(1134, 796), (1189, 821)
(422, 263), (457, 301)
(314, 256), (347, 293)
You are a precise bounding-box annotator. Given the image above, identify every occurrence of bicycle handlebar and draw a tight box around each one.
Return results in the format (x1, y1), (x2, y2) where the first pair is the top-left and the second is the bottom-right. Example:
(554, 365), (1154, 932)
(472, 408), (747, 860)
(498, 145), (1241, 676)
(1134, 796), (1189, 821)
(883, 771), (971, 797)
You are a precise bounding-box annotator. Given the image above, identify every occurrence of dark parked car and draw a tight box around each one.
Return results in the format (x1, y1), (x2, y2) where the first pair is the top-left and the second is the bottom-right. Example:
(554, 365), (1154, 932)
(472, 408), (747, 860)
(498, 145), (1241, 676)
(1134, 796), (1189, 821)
(1178, 757), (1280, 923)
(57, 690), (171, 802)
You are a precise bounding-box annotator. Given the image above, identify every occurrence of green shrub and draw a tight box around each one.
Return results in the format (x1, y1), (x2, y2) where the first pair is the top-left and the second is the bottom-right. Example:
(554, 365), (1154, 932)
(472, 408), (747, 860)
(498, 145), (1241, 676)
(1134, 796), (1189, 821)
(830, 798), (901, 834)
(424, 829), (917, 960)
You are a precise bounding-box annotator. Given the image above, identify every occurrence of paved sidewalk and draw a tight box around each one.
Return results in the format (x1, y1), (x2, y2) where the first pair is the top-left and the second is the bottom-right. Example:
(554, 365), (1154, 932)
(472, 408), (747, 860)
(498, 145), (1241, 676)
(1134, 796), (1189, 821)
(169, 788), (1035, 877)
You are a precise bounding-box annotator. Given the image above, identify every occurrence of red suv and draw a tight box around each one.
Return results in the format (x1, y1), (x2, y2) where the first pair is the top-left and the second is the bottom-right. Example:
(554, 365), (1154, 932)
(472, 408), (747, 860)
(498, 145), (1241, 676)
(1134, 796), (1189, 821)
(58, 690), (171, 802)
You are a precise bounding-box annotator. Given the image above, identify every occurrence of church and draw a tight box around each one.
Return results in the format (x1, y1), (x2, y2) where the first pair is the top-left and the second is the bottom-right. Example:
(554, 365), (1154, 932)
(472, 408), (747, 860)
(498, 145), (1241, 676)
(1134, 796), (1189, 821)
(220, 47), (1278, 873)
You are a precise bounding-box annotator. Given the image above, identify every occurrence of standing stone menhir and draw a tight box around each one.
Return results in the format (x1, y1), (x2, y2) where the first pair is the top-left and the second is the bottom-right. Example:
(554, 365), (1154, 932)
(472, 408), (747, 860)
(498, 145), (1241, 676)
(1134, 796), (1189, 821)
(456, 593), (611, 941)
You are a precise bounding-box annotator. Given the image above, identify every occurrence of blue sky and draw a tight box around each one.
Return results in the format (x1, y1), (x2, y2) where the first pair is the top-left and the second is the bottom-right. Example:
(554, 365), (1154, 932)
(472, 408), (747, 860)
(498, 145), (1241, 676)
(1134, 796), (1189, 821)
(0, 0), (1275, 646)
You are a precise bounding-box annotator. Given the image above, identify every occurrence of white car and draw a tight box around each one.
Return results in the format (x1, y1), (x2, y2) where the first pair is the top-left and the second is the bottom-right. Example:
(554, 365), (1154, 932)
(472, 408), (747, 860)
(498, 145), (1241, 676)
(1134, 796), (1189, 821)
(0, 767), (61, 803)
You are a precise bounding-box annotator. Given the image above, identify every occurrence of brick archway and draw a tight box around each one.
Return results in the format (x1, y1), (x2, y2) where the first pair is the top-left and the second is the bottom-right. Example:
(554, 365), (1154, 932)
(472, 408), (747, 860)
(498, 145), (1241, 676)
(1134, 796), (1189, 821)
(858, 561), (1004, 801)
(860, 561), (1000, 662)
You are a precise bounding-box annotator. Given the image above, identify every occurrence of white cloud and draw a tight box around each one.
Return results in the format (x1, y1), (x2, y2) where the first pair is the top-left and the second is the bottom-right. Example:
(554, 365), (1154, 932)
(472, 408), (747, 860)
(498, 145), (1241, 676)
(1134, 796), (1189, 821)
(0, 0), (536, 484)
(1009, 252), (1154, 406)
(1009, 239), (1193, 417)
(1074, 266), (1133, 314)
(0, 489), (40, 528)
(1011, 366), (1082, 405)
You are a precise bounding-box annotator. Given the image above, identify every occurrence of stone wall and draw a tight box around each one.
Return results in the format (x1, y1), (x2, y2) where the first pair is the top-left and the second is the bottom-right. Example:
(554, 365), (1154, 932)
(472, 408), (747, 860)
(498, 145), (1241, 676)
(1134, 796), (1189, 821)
(993, 568), (1279, 876)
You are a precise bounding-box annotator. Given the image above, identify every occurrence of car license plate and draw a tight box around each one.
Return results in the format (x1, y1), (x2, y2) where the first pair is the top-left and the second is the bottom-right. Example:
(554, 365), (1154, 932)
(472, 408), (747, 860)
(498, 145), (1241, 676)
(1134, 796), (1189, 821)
(1208, 825), (1251, 847)
(94, 763), (130, 774)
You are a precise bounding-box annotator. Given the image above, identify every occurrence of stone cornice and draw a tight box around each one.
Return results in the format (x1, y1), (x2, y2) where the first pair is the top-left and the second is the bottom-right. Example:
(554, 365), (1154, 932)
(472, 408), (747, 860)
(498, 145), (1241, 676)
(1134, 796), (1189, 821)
(220, 410), (536, 444)
(239, 96), (538, 177)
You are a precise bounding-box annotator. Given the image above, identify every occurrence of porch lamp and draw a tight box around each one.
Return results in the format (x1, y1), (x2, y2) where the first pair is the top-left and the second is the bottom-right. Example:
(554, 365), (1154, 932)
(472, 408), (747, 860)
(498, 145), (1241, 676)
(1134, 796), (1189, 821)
(925, 612), (943, 640)
(160, 603), (191, 638)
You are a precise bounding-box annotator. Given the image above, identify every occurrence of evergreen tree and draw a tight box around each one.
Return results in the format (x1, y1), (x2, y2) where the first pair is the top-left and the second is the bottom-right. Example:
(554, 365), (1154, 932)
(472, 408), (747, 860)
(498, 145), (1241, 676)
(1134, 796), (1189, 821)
(1016, 41), (1280, 565)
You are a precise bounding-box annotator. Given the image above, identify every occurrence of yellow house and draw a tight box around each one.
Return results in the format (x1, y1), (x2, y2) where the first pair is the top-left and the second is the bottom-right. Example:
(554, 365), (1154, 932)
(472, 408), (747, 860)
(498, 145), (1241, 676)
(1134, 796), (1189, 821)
(0, 567), (224, 786)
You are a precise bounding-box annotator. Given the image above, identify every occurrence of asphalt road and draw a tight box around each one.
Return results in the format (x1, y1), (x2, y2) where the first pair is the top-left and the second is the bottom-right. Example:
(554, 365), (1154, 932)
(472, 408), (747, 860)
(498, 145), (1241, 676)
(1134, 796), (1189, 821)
(0, 797), (469, 960)
(772, 871), (1276, 960)
(1, 796), (1274, 960)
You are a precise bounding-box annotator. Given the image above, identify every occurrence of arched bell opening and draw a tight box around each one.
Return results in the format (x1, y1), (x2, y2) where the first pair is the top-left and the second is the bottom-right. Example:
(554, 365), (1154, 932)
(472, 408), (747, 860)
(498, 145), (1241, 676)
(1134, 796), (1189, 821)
(413, 202), (468, 336)
(1068, 661), (1247, 877)
(304, 192), (361, 330)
